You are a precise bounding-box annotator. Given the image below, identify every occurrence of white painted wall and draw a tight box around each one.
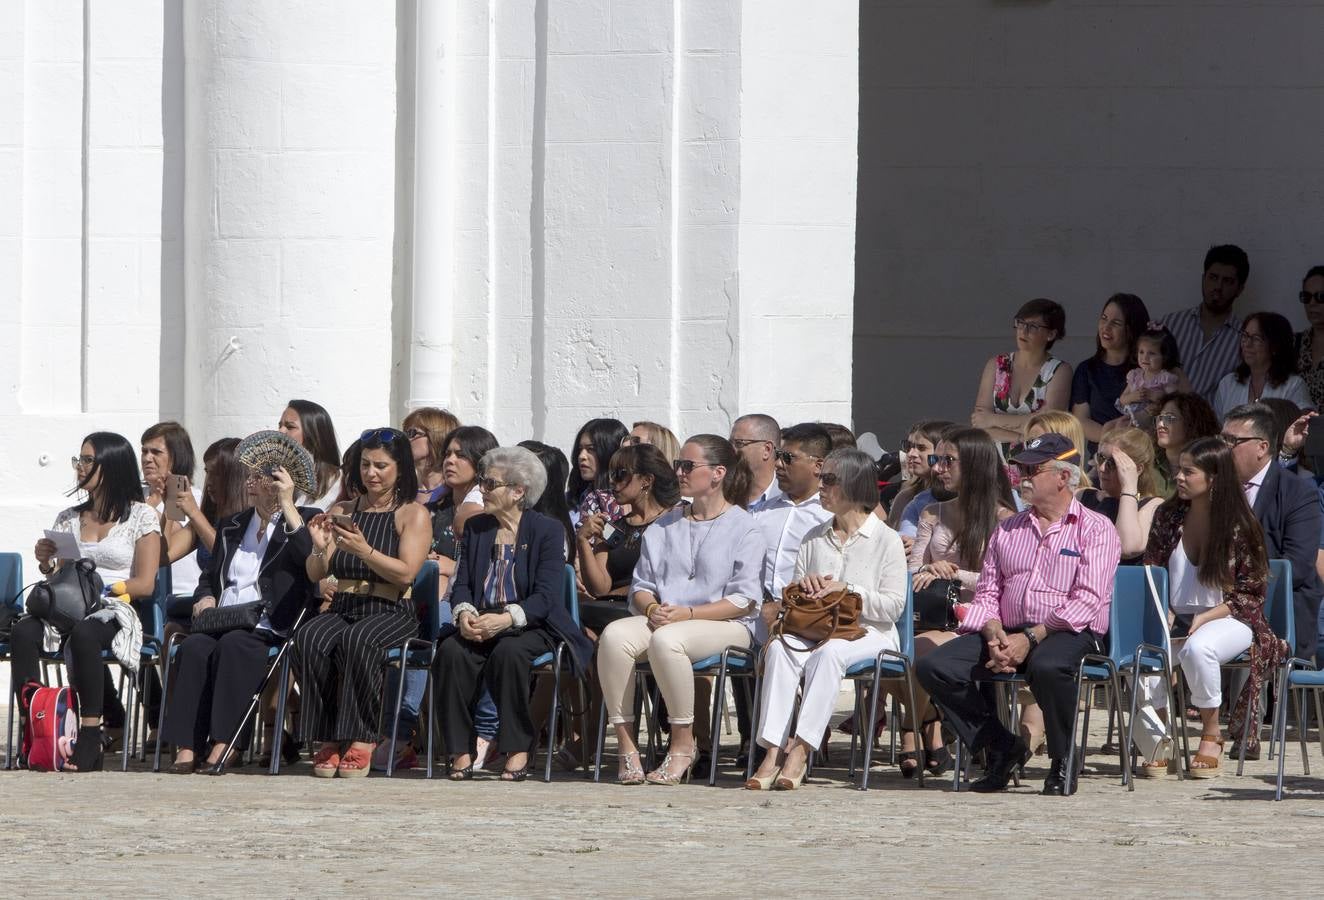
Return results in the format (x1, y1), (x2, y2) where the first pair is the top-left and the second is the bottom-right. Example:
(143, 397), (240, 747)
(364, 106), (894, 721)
(854, 0), (1324, 443)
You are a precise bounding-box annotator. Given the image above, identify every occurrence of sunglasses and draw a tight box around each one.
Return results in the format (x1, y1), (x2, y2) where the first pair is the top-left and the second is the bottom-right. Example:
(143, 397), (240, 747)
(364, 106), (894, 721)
(1093, 454), (1116, 471)
(620, 435), (644, 447)
(360, 427), (406, 445)
(404, 427), (428, 440)
(774, 449), (822, 465)
(673, 459), (716, 475)
(1300, 291), (1324, 305)
(477, 476), (517, 492)
(927, 454), (957, 469)
(1014, 462), (1048, 478)
(819, 473), (842, 487)
(609, 468), (634, 483)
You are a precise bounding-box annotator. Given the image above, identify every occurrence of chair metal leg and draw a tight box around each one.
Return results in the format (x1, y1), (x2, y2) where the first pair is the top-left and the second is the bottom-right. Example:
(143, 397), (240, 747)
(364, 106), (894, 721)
(544, 646), (566, 783)
(1063, 667), (1086, 795)
(384, 643), (410, 778)
(1314, 688), (1324, 760)
(1109, 670), (1130, 787)
(848, 681), (861, 781)
(1274, 664), (1292, 800)
(593, 691), (608, 784)
(707, 655), (732, 786)
(269, 654), (291, 775)
(5, 675), (16, 770)
(952, 739), (963, 792)
(745, 665), (763, 783)
(1235, 679), (1259, 777)
(1295, 687), (1310, 776)
(120, 670), (135, 772)
(860, 664), (883, 791)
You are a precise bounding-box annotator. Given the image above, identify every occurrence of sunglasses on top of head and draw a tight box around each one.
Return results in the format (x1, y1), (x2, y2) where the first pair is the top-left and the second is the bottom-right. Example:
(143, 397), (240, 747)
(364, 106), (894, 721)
(360, 427), (406, 445)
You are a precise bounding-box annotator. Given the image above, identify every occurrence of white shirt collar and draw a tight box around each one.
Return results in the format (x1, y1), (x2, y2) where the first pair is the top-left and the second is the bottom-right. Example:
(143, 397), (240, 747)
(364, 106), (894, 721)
(1245, 460), (1272, 489)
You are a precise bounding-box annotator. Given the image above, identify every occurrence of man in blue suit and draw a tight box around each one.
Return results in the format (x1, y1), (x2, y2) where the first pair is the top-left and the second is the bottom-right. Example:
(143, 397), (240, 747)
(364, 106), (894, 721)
(1221, 404), (1323, 666)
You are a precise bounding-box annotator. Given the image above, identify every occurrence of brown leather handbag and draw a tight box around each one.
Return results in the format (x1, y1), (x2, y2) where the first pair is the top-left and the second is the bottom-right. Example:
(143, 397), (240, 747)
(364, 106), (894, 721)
(772, 583), (866, 650)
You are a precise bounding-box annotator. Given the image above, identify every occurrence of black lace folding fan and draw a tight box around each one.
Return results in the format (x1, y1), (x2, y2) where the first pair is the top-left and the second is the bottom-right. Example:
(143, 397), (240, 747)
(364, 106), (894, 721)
(236, 430), (317, 498)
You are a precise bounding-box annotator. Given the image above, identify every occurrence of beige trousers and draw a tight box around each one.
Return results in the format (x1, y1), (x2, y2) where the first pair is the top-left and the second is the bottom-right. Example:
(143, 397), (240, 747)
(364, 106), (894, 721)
(598, 617), (751, 726)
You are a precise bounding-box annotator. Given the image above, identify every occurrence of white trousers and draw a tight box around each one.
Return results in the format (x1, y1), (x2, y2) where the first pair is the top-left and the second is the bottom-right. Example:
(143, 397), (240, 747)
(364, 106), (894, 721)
(1139, 616), (1252, 710)
(756, 629), (897, 752)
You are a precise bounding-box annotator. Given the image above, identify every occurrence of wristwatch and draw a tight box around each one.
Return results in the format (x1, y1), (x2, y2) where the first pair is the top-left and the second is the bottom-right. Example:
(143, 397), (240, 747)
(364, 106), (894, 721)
(1022, 627), (1040, 650)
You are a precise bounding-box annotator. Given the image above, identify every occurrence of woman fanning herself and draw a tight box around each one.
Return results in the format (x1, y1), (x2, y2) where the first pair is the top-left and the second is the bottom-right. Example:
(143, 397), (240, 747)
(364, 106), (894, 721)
(747, 449), (907, 791)
(14, 432), (162, 771)
(904, 427), (1017, 774)
(1136, 437), (1285, 777)
(596, 435), (765, 785)
(295, 428), (430, 777)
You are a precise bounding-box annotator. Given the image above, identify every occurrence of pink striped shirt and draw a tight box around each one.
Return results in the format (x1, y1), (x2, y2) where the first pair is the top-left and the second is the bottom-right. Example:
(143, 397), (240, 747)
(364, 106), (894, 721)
(960, 498), (1120, 635)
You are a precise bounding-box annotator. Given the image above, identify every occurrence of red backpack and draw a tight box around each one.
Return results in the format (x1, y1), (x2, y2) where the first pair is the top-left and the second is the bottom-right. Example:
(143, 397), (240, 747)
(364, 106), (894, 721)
(21, 681), (80, 772)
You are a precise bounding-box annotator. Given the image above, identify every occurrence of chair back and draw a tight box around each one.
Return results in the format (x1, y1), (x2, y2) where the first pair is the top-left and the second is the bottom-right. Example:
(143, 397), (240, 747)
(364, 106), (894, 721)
(0, 552), (22, 615)
(136, 568), (171, 647)
(412, 560), (442, 641)
(898, 574), (914, 658)
(563, 564), (580, 627)
(1107, 565), (1169, 666)
(1266, 558), (1296, 653)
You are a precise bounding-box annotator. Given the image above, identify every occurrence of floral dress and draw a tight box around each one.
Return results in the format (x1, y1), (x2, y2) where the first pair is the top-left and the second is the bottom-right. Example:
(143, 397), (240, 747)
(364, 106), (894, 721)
(1294, 329), (1324, 411)
(992, 352), (1066, 415)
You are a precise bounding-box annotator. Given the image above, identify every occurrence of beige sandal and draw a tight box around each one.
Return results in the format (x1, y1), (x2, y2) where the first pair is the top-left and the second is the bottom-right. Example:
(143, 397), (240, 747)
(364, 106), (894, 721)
(1188, 734), (1224, 779)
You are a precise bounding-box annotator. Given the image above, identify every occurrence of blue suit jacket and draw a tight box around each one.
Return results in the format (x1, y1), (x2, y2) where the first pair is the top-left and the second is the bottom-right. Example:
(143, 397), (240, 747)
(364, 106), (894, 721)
(1254, 461), (1323, 659)
(452, 509), (592, 672)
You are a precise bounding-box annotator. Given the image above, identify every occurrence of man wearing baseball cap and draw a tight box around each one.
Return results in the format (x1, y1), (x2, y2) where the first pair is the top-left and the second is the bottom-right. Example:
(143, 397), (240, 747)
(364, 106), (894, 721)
(916, 433), (1121, 796)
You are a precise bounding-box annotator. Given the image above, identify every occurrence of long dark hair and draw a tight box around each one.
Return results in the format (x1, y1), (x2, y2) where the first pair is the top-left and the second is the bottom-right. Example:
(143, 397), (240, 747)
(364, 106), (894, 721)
(287, 399), (342, 498)
(1094, 293), (1151, 364)
(358, 428), (418, 508)
(943, 427), (1016, 569)
(518, 440), (576, 565)
(200, 438), (246, 522)
(72, 432), (142, 524)
(1172, 436), (1267, 591)
(1235, 312), (1297, 386)
(609, 444), (682, 509)
(685, 434), (754, 508)
(443, 426), (500, 489)
(567, 418), (628, 503)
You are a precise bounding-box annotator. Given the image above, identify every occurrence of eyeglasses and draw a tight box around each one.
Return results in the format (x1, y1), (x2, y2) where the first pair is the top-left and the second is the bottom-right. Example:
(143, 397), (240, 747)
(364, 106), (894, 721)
(1013, 318), (1048, 335)
(774, 449), (823, 466)
(620, 435), (644, 448)
(1155, 413), (1180, 426)
(70, 455), (96, 469)
(1237, 330), (1268, 347)
(1093, 454), (1117, 472)
(404, 427), (428, 440)
(608, 468), (634, 483)
(731, 438), (771, 450)
(361, 428), (406, 445)
(673, 459), (716, 475)
(1219, 433), (1263, 448)
(819, 473), (842, 487)
(1300, 291), (1324, 305)
(927, 454), (957, 469)
(477, 476), (517, 492)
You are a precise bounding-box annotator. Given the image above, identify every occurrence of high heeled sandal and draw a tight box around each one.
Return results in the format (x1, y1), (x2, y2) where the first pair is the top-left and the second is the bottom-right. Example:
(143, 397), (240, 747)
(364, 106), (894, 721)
(645, 750), (696, 786)
(1189, 734), (1224, 779)
(619, 751), (646, 786)
(336, 744), (374, 778)
(311, 743), (342, 778)
(66, 725), (105, 773)
(500, 765), (531, 782)
(1134, 737), (1174, 778)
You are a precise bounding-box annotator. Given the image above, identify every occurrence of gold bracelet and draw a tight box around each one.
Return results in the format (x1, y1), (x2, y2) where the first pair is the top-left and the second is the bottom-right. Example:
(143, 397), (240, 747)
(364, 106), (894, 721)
(644, 601), (659, 617)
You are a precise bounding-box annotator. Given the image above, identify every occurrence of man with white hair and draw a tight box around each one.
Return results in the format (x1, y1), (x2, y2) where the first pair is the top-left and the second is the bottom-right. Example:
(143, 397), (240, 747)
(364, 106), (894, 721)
(916, 433), (1121, 796)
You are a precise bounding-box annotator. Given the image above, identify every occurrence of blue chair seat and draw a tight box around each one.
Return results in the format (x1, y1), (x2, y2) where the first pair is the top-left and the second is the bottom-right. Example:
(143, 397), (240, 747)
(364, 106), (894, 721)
(1287, 668), (1324, 688)
(532, 652), (554, 668)
(843, 657), (908, 679)
(692, 652), (754, 672)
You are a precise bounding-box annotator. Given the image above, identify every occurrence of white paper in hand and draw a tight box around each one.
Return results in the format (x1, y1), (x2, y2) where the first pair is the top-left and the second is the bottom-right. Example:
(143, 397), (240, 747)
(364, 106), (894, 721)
(43, 529), (82, 560)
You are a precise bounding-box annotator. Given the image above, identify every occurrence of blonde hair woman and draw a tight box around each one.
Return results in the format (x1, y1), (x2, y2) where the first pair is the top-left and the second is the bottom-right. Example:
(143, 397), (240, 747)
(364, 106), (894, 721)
(1077, 426), (1164, 563)
(623, 420), (681, 465)
(1024, 409), (1092, 490)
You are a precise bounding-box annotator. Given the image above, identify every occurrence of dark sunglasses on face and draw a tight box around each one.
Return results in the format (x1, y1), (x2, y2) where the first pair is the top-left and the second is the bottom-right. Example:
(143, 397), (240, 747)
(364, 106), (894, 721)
(404, 427), (428, 440)
(477, 476), (516, 492)
(819, 473), (842, 487)
(1093, 454), (1116, 471)
(609, 468), (634, 483)
(774, 449), (822, 466)
(673, 459), (715, 475)
(361, 427), (406, 445)
(1300, 291), (1324, 305)
(1014, 462), (1047, 478)
(927, 454), (957, 468)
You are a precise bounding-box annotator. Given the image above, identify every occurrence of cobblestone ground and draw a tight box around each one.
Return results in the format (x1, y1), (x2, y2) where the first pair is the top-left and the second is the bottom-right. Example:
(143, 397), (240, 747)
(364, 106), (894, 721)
(3, 702), (1324, 897)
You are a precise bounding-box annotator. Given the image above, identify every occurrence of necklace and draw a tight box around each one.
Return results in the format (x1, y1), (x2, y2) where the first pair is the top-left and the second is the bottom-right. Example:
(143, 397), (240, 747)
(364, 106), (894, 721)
(686, 503), (728, 580)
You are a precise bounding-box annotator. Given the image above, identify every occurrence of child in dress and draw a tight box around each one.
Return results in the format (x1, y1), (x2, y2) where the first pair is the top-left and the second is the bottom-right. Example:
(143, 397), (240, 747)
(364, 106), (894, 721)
(1115, 324), (1182, 427)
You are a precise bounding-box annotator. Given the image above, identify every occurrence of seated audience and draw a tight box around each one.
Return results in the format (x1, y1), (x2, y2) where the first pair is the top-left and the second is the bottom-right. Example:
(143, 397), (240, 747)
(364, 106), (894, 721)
(622, 420), (681, 464)
(1293, 265), (1324, 410)
(162, 446), (318, 772)
(819, 423), (857, 450)
(1160, 244), (1250, 401)
(435, 446), (593, 781)
(1135, 436), (1285, 776)
(1153, 392), (1221, 488)
(906, 426), (1017, 775)
(1072, 293), (1152, 443)
(141, 421), (203, 598)
(972, 298), (1072, 446)
(520, 440), (578, 562)
(15, 432), (162, 772)
(1213, 312), (1312, 418)
(1113, 324), (1183, 431)
(405, 407), (460, 506)
(916, 433), (1120, 796)
(1024, 409), (1093, 491)
(294, 428), (430, 777)
(730, 413), (784, 512)
(569, 418), (629, 523)
(277, 399), (343, 510)
(597, 435), (764, 785)
(885, 419), (954, 537)
(747, 449), (906, 791)
(1078, 427), (1163, 563)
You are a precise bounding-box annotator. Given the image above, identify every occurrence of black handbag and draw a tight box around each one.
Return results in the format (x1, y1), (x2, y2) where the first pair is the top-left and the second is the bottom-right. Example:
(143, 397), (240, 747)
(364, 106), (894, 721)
(191, 600), (265, 636)
(912, 578), (961, 633)
(27, 559), (105, 635)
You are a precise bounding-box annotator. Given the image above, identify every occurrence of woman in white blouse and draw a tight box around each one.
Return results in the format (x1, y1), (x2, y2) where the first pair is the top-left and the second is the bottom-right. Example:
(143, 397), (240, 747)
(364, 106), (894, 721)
(1213, 312), (1313, 419)
(746, 449), (907, 791)
(13, 432), (162, 772)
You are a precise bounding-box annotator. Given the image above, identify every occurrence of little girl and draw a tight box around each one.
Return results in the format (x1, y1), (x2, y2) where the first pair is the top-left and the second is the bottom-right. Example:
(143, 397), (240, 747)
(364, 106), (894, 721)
(1116, 324), (1182, 426)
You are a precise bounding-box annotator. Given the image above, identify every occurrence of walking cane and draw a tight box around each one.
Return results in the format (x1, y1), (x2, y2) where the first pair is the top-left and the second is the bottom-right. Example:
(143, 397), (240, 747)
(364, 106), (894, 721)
(210, 604), (310, 775)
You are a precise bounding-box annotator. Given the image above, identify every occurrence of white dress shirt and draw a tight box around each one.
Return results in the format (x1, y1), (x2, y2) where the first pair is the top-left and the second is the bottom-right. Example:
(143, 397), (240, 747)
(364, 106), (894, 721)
(747, 476), (786, 515)
(219, 513), (276, 608)
(754, 492), (834, 600)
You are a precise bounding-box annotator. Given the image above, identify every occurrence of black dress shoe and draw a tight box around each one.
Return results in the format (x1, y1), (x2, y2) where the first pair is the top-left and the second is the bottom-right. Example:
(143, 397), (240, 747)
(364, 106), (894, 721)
(968, 735), (1028, 793)
(1042, 757), (1074, 796)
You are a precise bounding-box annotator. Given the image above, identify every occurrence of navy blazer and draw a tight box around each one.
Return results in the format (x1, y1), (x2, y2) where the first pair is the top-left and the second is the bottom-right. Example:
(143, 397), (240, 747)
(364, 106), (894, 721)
(195, 506), (320, 633)
(1253, 461), (1323, 659)
(452, 509), (592, 672)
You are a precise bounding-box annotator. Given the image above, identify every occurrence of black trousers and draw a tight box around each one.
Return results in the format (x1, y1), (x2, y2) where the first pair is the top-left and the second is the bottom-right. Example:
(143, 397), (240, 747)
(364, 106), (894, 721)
(435, 628), (555, 757)
(160, 628), (281, 752)
(916, 629), (1100, 759)
(292, 598), (419, 743)
(10, 615), (125, 722)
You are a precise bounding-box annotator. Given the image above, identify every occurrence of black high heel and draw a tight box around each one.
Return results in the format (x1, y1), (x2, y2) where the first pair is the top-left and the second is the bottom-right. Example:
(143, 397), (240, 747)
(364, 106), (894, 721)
(68, 725), (105, 773)
(924, 744), (952, 776)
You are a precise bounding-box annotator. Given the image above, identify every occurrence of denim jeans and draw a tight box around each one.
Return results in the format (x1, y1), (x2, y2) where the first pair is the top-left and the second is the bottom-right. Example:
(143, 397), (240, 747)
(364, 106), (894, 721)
(385, 599), (498, 741)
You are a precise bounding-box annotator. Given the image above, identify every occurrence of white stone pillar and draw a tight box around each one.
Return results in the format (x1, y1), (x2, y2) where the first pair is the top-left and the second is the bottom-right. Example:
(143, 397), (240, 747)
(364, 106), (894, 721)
(181, 0), (398, 449)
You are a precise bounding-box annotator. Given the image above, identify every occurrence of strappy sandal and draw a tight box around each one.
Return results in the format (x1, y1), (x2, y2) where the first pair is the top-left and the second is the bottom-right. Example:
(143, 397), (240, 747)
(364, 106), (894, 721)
(619, 750), (646, 786)
(312, 743), (342, 778)
(645, 750), (696, 785)
(337, 744), (374, 778)
(1189, 734), (1224, 779)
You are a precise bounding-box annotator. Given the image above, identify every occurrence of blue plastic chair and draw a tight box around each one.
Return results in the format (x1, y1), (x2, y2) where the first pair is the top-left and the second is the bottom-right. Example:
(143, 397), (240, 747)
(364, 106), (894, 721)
(1, 552), (26, 770)
(533, 565), (583, 783)
(381, 560), (443, 777)
(1271, 656), (1324, 800)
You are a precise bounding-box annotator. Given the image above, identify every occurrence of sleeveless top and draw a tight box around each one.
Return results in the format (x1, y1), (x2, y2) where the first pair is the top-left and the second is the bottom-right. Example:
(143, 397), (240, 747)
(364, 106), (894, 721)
(1078, 490), (1160, 565)
(1167, 532), (1223, 615)
(603, 519), (649, 597)
(992, 352), (1065, 414)
(331, 508), (400, 583)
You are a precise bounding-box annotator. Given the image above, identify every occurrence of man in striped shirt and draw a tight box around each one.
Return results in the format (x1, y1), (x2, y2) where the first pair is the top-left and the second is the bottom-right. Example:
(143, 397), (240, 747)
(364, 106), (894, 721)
(917, 433), (1121, 796)
(1159, 244), (1250, 402)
